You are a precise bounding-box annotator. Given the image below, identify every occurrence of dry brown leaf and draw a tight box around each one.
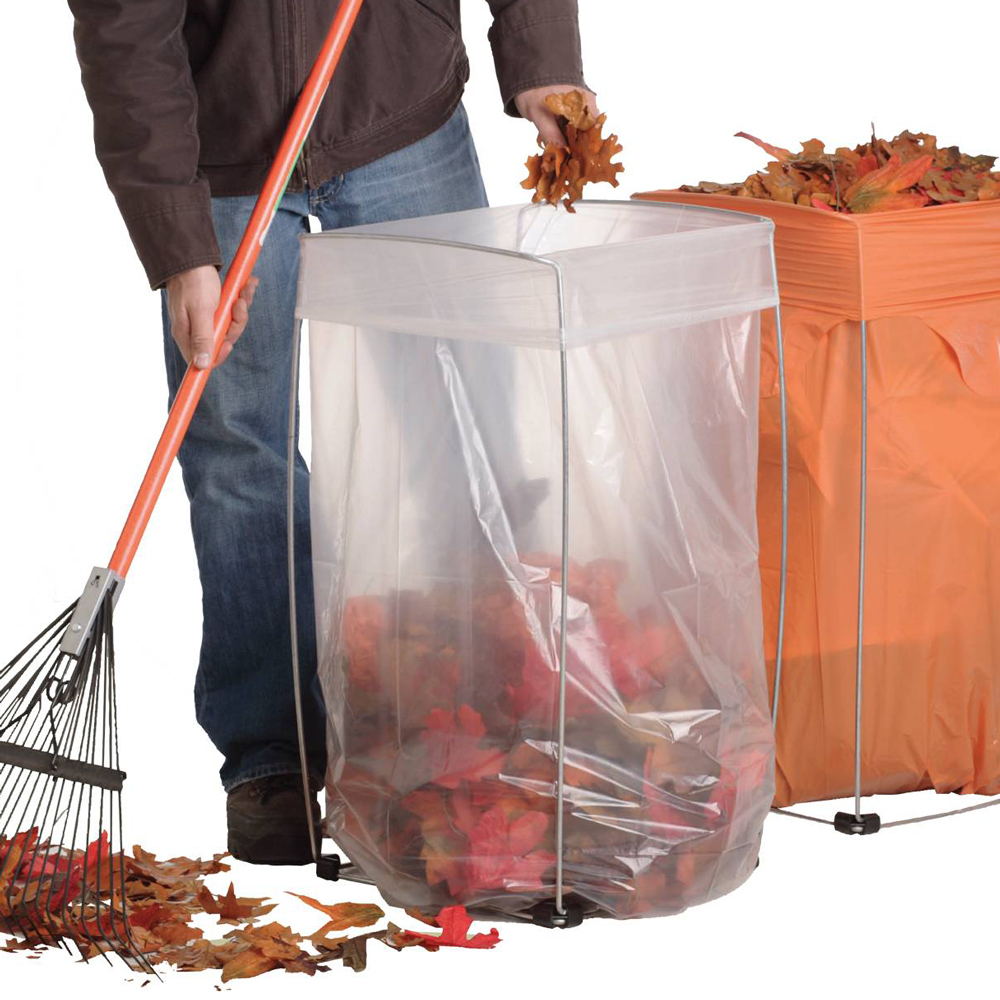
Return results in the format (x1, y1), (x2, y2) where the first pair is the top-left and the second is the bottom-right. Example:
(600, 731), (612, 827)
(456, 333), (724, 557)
(310, 931), (348, 953)
(129, 846), (230, 884)
(150, 921), (204, 947)
(543, 90), (597, 131)
(220, 949), (282, 983)
(198, 883), (277, 924)
(337, 928), (391, 973)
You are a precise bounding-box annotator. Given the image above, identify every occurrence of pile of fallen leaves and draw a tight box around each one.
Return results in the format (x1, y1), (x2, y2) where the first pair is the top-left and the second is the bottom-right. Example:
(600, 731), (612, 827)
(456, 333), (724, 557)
(1, 834), (499, 980)
(681, 130), (1000, 213)
(334, 554), (769, 918)
(522, 90), (624, 211)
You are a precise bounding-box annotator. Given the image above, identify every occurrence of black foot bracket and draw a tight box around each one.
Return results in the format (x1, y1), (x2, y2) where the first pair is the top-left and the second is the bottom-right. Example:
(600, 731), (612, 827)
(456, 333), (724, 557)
(316, 853), (343, 881)
(530, 899), (585, 929)
(834, 811), (881, 836)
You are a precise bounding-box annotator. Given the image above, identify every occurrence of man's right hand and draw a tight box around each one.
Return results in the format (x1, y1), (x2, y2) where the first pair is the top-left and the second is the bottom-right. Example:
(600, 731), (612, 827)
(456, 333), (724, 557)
(165, 265), (259, 370)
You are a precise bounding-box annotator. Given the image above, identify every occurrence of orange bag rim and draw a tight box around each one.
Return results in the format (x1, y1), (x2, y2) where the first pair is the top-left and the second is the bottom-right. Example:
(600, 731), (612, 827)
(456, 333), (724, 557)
(632, 190), (1000, 227)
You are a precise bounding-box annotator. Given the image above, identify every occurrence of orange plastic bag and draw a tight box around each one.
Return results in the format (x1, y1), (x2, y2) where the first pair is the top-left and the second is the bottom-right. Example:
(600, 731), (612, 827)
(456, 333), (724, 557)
(635, 193), (1000, 806)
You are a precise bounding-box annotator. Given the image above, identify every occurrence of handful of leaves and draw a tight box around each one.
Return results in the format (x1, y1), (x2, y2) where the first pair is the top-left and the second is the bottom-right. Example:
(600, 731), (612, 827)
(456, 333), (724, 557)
(521, 90), (624, 211)
(682, 130), (1000, 213)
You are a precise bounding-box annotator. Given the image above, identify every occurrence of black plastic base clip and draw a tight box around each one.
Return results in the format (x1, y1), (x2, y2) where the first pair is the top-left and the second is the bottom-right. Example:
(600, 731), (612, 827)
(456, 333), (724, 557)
(316, 853), (343, 881)
(529, 900), (585, 929)
(834, 811), (882, 836)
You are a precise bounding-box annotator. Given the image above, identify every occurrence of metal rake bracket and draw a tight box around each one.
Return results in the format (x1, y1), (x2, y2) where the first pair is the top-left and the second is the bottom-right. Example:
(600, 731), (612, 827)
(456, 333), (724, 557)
(58, 568), (123, 659)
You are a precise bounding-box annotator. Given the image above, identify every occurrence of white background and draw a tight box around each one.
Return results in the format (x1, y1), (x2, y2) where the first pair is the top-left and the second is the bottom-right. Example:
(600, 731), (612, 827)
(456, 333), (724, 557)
(2, 1), (998, 995)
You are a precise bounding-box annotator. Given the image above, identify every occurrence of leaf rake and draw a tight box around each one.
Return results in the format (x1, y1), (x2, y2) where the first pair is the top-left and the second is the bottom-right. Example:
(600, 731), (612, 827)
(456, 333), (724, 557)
(0, 0), (365, 970)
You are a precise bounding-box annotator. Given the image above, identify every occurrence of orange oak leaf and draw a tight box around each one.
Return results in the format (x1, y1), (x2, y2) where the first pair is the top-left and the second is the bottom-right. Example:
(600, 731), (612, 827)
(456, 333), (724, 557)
(845, 153), (934, 213)
(735, 131), (794, 162)
(286, 894), (384, 936)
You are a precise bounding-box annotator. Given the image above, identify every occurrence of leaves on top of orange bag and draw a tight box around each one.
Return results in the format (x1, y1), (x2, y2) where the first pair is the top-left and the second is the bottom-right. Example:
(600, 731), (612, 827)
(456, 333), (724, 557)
(682, 129), (1000, 213)
(522, 90), (624, 212)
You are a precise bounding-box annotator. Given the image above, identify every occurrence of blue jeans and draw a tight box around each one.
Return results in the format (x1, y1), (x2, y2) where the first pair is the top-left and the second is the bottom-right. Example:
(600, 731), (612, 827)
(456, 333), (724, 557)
(162, 105), (488, 791)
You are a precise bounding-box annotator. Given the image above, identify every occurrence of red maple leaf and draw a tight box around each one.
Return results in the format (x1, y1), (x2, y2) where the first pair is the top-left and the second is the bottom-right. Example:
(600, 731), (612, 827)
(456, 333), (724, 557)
(18, 848), (70, 882)
(421, 705), (504, 789)
(466, 805), (556, 892)
(50, 831), (111, 909)
(399, 905), (500, 950)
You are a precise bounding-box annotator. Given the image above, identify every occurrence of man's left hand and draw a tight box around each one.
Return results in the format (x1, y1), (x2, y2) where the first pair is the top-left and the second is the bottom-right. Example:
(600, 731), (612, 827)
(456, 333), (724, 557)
(514, 85), (599, 147)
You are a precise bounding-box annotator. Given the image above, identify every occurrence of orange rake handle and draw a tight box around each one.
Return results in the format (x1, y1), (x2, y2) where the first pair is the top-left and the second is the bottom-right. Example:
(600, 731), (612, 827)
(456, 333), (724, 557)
(108, 0), (365, 580)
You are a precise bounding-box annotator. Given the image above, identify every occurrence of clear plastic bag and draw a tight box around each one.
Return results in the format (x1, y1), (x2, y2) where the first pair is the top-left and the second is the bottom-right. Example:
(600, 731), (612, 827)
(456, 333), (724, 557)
(298, 202), (778, 920)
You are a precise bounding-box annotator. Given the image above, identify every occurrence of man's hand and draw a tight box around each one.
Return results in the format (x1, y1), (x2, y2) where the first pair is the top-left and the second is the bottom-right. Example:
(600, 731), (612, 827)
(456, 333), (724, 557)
(514, 85), (599, 147)
(165, 265), (259, 370)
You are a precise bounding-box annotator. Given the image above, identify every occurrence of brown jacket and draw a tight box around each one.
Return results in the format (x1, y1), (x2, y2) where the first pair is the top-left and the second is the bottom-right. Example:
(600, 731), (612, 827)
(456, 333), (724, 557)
(68, 0), (587, 289)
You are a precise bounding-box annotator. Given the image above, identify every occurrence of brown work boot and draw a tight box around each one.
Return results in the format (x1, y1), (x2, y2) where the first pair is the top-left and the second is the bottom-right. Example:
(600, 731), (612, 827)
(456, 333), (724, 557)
(227, 773), (321, 866)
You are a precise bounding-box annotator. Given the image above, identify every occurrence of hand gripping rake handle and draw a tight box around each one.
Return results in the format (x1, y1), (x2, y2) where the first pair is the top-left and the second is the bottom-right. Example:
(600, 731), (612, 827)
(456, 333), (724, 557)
(109, 0), (365, 581)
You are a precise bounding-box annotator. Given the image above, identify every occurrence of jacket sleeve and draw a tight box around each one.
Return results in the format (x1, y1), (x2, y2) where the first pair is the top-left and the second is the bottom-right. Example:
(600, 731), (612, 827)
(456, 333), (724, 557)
(485, 0), (588, 116)
(68, 0), (221, 289)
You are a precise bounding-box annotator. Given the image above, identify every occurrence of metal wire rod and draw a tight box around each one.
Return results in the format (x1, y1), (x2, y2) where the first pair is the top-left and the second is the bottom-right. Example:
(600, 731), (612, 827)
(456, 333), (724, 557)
(769, 240), (789, 731)
(287, 317), (319, 864)
(853, 320), (869, 822)
(552, 262), (571, 917)
(770, 806), (835, 827)
(881, 797), (1000, 829)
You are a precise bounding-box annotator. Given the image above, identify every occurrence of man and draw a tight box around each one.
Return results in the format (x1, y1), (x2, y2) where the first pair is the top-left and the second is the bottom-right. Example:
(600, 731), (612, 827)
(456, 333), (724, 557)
(68, 0), (593, 864)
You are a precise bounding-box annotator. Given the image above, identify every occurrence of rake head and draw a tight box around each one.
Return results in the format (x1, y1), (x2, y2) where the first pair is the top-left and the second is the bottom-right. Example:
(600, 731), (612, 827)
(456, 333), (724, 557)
(0, 569), (152, 972)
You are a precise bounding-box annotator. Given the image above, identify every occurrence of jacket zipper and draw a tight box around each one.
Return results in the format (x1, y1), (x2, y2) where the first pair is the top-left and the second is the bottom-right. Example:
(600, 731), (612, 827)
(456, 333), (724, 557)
(288, 0), (311, 189)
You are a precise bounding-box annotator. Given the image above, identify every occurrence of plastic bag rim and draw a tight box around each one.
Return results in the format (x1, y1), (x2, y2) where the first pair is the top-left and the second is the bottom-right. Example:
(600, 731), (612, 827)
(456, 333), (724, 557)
(296, 198), (777, 265)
